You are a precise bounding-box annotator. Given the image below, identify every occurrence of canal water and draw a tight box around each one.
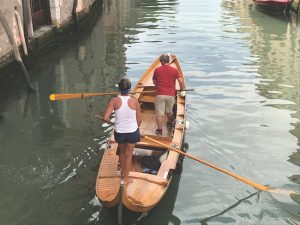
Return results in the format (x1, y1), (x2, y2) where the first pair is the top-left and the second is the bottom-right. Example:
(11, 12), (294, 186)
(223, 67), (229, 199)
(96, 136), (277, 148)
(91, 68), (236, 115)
(0, 0), (300, 224)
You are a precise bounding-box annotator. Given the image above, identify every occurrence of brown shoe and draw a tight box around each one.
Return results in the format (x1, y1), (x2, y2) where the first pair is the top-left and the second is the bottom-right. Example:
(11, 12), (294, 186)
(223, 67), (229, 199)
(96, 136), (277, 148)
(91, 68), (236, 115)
(167, 121), (173, 128)
(156, 129), (162, 135)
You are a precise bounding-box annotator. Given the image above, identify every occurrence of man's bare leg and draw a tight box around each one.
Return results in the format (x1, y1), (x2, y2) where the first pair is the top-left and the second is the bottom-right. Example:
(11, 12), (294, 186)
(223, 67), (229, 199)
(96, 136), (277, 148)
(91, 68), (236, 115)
(156, 115), (163, 130)
(167, 112), (173, 123)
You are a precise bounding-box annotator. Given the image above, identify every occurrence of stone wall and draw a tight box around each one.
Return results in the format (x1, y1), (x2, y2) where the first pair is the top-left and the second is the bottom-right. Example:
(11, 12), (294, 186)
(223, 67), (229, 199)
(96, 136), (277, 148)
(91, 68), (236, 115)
(50, 0), (73, 26)
(0, 0), (23, 65)
(0, 0), (100, 67)
(50, 0), (97, 27)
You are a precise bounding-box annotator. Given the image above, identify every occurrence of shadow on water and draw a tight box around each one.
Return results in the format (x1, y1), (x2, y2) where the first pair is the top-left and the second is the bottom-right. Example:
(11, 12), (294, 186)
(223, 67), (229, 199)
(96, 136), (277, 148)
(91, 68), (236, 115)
(23, 92), (37, 118)
(183, 191), (261, 225)
(0, 64), (29, 114)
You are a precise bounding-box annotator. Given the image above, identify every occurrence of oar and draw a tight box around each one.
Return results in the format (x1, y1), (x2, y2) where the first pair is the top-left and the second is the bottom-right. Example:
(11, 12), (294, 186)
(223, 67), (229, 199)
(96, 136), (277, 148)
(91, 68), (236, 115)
(49, 88), (194, 101)
(94, 115), (299, 200)
(49, 91), (153, 101)
(95, 114), (114, 124)
(141, 134), (299, 198)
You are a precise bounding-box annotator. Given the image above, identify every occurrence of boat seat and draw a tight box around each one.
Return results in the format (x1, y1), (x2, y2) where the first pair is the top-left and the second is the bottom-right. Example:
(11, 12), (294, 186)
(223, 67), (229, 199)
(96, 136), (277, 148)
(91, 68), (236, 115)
(129, 171), (168, 186)
(136, 135), (172, 150)
(139, 95), (155, 103)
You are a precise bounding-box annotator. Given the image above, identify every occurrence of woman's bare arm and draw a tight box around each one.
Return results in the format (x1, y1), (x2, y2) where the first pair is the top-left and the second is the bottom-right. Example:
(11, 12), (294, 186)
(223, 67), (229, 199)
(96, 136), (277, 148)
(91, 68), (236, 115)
(103, 98), (114, 123)
(135, 99), (142, 127)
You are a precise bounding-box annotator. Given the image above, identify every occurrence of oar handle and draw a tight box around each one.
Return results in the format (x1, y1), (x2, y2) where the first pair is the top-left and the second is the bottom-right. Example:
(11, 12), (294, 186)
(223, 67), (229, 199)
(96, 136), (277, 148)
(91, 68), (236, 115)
(95, 115), (114, 125)
(177, 88), (194, 92)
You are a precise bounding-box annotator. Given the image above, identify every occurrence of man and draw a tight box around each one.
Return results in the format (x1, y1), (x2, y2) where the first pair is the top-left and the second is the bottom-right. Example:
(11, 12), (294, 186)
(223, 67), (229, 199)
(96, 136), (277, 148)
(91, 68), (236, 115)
(103, 78), (141, 184)
(152, 54), (185, 135)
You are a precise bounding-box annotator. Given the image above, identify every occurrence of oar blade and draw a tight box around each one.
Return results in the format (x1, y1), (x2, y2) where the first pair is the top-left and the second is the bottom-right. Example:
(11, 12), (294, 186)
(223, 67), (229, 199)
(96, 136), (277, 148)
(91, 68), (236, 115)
(49, 94), (83, 101)
(290, 192), (300, 205)
(49, 94), (56, 101)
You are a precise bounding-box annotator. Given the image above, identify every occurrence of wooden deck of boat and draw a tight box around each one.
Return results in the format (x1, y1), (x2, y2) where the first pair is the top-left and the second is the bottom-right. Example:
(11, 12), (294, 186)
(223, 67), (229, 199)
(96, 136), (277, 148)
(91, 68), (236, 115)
(96, 141), (120, 207)
(140, 111), (172, 137)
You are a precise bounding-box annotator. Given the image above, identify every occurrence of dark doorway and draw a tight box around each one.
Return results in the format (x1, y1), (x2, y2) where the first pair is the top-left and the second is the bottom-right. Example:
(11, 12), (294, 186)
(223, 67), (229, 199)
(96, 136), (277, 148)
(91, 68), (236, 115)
(30, 0), (51, 30)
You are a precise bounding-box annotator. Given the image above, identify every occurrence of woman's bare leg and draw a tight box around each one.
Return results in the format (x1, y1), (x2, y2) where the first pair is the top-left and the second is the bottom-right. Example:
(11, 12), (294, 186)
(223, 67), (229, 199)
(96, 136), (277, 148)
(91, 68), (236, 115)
(124, 143), (135, 185)
(118, 143), (126, 179)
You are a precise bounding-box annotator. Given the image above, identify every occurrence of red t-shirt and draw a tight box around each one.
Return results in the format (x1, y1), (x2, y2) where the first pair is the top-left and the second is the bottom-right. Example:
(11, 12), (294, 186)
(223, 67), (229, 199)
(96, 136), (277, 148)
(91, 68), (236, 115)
(153, 65), (180, 96)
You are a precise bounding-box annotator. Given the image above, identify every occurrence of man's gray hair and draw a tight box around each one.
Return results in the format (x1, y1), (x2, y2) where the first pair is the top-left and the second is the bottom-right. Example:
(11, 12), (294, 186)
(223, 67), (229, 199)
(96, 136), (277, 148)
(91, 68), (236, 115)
(159, 54), (170, 64)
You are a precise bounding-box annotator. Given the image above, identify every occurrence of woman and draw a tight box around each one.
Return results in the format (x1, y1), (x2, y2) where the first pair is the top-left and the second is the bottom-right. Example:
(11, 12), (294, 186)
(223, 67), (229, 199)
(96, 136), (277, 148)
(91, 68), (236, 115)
(103, 78), (141, 185)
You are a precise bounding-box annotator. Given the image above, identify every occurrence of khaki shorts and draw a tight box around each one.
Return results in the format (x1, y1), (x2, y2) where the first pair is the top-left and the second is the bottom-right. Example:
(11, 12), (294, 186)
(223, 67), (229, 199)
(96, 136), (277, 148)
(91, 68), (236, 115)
(155, 95), (175, 116)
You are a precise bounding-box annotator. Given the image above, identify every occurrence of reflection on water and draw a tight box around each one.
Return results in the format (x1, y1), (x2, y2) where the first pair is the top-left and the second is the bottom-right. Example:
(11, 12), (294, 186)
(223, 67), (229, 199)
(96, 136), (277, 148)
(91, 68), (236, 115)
(247, 3), (300, 193)
(0, 0), (300, 224)
(183, 190), (261, 224)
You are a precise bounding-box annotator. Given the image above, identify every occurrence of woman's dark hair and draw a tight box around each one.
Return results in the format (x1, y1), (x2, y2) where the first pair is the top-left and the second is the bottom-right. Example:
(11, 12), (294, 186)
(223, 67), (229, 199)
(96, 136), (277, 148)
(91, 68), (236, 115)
(159, 54), (170, 64)
(118, 78), (131, 93)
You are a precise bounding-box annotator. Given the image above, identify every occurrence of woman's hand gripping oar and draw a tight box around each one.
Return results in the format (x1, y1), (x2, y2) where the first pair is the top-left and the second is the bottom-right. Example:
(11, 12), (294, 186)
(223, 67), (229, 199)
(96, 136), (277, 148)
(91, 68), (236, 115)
(141, 134), (299, 200)
(95, 115), (114, 125)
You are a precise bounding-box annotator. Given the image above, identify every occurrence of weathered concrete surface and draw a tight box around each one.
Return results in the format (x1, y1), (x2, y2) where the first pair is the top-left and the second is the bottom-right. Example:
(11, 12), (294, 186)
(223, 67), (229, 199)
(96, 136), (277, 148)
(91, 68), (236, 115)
(0, 0), (23, 65)
(0, 0), (102, 72)
(48, 0), (100, 29)
(50, 0), (74, 26)
(27, 0), (103, 58)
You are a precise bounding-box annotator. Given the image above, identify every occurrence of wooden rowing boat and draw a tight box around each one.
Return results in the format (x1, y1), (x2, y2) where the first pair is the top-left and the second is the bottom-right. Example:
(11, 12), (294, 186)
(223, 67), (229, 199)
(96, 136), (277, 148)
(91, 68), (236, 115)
(95, 54), (187, 212)
(253, 0), (290, 16)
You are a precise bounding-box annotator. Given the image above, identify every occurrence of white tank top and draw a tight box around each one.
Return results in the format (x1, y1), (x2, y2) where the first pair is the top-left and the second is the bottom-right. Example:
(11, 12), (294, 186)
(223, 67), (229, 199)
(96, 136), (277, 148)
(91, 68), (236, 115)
(114, 96), (138, 133)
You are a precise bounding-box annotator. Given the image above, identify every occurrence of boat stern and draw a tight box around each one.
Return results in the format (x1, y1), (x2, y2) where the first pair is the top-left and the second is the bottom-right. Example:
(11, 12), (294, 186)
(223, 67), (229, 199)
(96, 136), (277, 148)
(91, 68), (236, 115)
(122, 172), (170, 212)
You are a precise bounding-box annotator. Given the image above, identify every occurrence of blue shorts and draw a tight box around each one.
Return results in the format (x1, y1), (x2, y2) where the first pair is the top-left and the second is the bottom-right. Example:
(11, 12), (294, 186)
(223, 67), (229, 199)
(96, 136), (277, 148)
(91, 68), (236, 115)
(114, 128), (140, 144)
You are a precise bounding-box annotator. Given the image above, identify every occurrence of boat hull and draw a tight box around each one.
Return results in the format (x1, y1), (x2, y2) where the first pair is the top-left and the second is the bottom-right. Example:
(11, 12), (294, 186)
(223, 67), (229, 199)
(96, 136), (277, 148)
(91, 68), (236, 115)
(253, 0), (289, 15)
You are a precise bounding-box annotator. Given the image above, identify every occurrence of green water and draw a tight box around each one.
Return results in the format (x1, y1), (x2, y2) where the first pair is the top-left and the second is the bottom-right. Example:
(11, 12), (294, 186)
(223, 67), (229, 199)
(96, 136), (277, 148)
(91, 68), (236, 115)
(0, 0), (300, 224)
